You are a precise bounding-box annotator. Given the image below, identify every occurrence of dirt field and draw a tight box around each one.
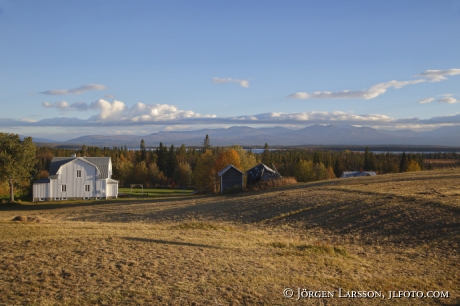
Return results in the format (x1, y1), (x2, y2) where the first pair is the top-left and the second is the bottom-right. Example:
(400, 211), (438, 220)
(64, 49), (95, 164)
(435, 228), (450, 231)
(1, 169), (459, 305)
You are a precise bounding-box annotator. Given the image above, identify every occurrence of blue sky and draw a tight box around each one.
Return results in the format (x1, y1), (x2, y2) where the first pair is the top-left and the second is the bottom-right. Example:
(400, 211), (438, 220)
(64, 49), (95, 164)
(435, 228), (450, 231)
(1, 0), (459, 140)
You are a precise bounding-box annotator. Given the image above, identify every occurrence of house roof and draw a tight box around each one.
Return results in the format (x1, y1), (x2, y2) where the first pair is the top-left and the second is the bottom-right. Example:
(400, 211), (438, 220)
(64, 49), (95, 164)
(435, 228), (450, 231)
(49, 157), (111, 179)
(218, 164), (243, 176)
(341, 171), (376, 178)
(33, 179), (50, 184)
(246, 163), (278, 175)
(107, 178), (119, 184)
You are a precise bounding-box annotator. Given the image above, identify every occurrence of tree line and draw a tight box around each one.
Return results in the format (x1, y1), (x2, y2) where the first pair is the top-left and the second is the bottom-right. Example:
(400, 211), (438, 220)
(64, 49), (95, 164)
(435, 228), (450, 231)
(2, 132), (460, 201)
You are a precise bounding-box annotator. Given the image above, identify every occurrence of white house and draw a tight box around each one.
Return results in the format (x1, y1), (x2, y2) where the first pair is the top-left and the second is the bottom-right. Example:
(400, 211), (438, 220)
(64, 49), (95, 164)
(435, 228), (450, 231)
(33, 154), (118, 201)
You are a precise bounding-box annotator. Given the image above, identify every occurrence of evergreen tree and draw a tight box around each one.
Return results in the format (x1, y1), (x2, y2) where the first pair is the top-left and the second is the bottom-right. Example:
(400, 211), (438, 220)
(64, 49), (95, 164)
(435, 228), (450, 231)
(313, 151), (321, 164)
(399, 152), (408, 172)
(203, 134), (211, 151)
(139, 139), (146, 162)
(333, 157), (343, 178)
(262, 143), (271, 165)
(363, 147), (376, 171)
(156, 142), (168, 174)
(166, 144), (177, 178)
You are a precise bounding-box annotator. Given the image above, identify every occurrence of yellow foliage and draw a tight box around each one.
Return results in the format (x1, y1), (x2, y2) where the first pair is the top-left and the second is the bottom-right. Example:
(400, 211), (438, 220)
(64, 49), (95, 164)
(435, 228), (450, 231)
(407, 160), (422, 172)
(214, 149), (241, 173)
(193, 150), (218, 192)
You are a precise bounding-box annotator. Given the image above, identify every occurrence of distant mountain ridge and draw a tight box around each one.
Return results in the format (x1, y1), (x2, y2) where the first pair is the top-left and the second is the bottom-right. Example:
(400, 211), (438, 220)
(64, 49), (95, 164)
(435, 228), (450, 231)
(26, 125), (460, 147)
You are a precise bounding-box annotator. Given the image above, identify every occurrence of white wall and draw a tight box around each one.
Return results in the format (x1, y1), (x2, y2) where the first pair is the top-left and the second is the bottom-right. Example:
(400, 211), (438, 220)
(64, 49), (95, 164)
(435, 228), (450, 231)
(33, 183), (49, 200)
(53, 159), (97, 199)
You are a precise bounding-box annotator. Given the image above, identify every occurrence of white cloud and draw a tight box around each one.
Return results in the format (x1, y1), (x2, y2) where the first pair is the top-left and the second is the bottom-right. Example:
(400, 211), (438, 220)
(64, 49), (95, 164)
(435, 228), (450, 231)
(417, 98), (434, 104)
(232, 111), (394, 124)
(89, 99), (127, 120)
(40, 84), (107, 95)
(438, 94), (458, 104)
(213, 77), (249, 88)
(418, 69), (460, 82)
(42, 101), (90, 111)
(288, 79), (425, 100)
(42, 101), (70, 109)
(19, 118), (38, 123)
(288, 68), (460, 101)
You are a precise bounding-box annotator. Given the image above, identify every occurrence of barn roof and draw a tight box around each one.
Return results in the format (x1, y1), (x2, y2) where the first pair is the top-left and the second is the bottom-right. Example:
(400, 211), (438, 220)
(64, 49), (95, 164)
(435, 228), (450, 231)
(341, 171), (376, 178)
(49, 157), (111, 179)
(246, 163), (278, 175)
(218, 164), (243, 177)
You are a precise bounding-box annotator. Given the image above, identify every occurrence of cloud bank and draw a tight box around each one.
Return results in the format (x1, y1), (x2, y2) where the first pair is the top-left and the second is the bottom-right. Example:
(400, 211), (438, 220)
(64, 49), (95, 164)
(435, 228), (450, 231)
(40, 84), (107, 95)
(3, 98), (460, 129)
(213, 77), (249, 88)
(288, 68), (459, 100)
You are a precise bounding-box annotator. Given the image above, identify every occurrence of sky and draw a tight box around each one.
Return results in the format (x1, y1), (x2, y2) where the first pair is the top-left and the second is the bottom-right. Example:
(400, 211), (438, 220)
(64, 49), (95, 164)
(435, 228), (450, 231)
(1, 0), (459, 140)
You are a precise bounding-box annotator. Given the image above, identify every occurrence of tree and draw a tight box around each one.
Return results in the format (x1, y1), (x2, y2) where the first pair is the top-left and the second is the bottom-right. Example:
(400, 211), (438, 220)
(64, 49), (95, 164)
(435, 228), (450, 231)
(203, 134), (211, 151)
(406, 160), (422, 172)
(156, 142), (168, 174)
(0, 133), (36, 202)
(214, 149), (241, 174)
(262, 143), (271, 164)
(193, 150), (218, 192)
(363, 147), (376, 171)
(294, 160), (314, 182)
(231, 145), (257, 171)
(399, 152), (408, 172)
(139, 139), (146, 162)
(174, 161), (193, 188)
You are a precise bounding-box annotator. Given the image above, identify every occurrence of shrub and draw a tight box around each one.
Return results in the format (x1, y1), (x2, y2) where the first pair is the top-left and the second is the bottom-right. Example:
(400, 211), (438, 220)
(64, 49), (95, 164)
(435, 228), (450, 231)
(247, 177), (297, 191)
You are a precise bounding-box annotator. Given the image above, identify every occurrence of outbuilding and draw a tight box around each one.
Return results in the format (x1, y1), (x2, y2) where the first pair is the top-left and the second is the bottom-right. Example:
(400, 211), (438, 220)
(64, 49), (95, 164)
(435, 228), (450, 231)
(340, 171), (376, 178)
(218, 164), (244, 194)
(246, 163), (280, 185)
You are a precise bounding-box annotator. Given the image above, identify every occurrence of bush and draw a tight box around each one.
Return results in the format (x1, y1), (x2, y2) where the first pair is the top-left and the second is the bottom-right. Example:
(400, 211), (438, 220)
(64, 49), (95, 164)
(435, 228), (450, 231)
(247, 177), (297, 191)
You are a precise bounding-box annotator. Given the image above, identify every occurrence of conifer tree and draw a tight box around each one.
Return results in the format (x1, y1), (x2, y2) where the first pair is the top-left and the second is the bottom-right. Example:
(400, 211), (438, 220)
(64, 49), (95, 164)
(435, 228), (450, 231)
(203, 134), (211, 151)
(399, 152), (408, 172)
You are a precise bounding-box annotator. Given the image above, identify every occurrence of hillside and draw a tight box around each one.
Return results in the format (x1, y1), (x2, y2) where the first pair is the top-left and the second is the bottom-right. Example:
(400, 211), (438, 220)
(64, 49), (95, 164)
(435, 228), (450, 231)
(0, 169), (459, 305)
(30, 124), (460, 147)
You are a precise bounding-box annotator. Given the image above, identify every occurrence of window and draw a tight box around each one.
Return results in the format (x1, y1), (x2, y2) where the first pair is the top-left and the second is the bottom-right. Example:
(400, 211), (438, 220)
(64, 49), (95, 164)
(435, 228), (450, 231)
(85, 185), (90, 192)
(76, 170), (81, 178)
(61, 185), (66, 192)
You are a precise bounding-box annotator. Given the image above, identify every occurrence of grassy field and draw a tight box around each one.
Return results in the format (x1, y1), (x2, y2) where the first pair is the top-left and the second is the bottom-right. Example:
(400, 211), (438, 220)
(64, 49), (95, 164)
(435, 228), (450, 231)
(0, 169), (459, 305)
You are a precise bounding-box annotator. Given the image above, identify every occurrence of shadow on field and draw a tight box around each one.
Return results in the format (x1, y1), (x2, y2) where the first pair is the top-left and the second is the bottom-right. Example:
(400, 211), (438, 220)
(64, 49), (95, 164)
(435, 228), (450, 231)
(122, 237), (221, 249)
(0, 195), (210, 212)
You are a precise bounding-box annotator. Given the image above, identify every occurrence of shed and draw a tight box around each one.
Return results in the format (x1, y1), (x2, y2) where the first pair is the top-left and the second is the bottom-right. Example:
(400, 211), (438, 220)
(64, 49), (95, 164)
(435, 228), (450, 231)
(218, 164), (244, 194)
(246, 163), (280, 185)
(340, 171), (376, 178)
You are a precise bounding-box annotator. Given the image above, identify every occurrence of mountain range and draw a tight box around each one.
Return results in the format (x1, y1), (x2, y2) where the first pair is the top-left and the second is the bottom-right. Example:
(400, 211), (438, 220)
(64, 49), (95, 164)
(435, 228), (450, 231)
(25, 125), (460, 147)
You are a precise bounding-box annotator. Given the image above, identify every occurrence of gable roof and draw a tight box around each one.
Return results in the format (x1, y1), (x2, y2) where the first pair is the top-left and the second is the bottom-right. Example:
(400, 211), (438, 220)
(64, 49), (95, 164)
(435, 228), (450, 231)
(246, 163), (278, 175)
(218, 164), (243, 177)
(49, 157), (111, 179)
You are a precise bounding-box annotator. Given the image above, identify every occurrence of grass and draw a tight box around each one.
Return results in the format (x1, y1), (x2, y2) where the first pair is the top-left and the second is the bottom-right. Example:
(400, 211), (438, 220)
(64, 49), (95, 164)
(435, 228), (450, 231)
(0, 168), (459, 305)
(119, 187), (195, 195)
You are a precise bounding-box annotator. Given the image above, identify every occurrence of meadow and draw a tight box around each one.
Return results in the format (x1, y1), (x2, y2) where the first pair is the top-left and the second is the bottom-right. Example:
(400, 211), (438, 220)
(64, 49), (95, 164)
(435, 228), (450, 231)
(0, 169), (459, 305)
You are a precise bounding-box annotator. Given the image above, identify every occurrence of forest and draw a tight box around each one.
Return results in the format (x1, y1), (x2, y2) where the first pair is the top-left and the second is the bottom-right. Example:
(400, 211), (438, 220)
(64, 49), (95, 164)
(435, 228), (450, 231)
(34, 136), (460, 189)
(2, 134), (460, 197)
